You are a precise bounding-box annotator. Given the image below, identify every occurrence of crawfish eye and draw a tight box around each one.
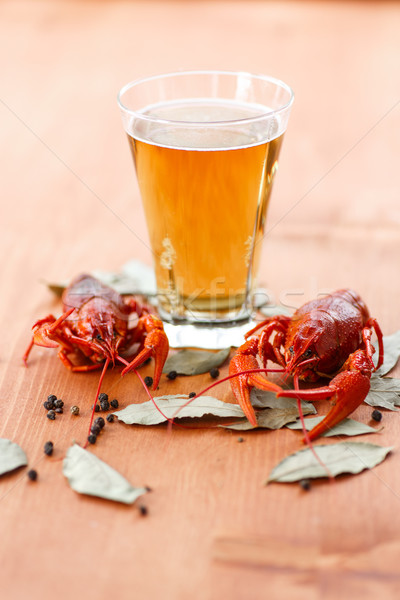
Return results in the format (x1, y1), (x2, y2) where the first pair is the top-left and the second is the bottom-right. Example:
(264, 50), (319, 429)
(289, 346), (294, 354)
(96, 334), (103, 341)
(303, 348), (312, 358)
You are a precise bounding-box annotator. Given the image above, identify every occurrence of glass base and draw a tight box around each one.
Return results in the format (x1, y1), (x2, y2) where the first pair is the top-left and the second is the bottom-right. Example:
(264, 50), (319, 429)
(163, 320), (256, 349)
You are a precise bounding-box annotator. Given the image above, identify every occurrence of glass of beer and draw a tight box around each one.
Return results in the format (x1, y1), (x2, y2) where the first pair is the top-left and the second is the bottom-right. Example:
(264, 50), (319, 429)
(118, 71), (293, 347)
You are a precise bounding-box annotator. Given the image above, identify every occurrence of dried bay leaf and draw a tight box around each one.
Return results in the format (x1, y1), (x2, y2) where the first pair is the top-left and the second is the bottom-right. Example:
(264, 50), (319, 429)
(267, 442), (392, 483)
(0, 438), (28, 476)
(287, 416), (379, 437)
(162, 347), (231, 376)
(114, 394), (245, 425)
(222, 395), (316, 431)
(370, 375), (400, 392)
(119, 259), (157, 296)
(364, 375), (400, 410)
(43, 280), (69, 297)
(63, 444), (148, 504)
(377, 330), (400, 376)
(364, 393), (400, 411)
(90, 269), (154, 297)
(44, 259), (156, 298)
(250, 389), (316, 414)
(250, 388), (281, 408)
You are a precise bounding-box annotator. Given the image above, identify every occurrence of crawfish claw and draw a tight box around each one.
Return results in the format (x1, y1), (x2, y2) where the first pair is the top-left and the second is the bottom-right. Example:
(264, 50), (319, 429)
(23, 309), (77, 364)
(229, 353), (282, 427)
(278, 368), (371, 442)
(121, 318), (169, 389)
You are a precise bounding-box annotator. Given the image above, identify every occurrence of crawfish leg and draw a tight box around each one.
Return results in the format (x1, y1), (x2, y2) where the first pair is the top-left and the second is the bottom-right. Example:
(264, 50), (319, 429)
(57, 349), (103, 372)
(365, 317), (384, 370)
(22, 339), (35, 365)
(68, 363), (104, 373)
(259, 326), (287, 367)
(245, 315), (291, 339)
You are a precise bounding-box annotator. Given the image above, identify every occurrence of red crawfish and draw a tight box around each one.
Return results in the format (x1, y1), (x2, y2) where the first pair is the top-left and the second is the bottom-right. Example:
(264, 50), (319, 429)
(229, 289), (384, 441)
(23, 274), (169, 420)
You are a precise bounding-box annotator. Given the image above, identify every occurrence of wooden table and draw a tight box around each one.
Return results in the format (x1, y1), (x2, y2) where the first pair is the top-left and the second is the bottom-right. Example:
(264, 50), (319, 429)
(1, 1), (400, 598)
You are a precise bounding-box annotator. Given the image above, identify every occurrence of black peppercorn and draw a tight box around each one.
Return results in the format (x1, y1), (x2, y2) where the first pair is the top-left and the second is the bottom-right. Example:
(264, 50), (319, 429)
(98, 392), (109, 402)
(100, 398), (110, 411)
(44, 441), (54, 456)
(54, 407), (63, 414)
(189, 392), (196, 398)
(106, 414), (114, 423)
(371, 409), (382, 422)
(27, 469), (38, 481)
(144, 376), (153, 388)
(47, 410), (56, 420)
(54, 399), (64, 409)
(299, 479), (311, 491)
(110, 399), (119, 409)
(210, 368), (220, 379)
(237, 437), (244, 443)
(87, 434), (97, 444)
(94, 417), (105, 429)
(91, 404), (100, 413)
(91, 423), (102, 436)
(139, 505), (148, 516)
(47, 394), (57, 403)
(70, 405), (80, 416)
(43, 400), (55, 410)
(167, 370), (177, 380)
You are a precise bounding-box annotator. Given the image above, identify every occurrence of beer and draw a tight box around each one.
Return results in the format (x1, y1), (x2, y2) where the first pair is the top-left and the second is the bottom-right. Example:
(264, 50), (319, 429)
(126, 100), (284, 322)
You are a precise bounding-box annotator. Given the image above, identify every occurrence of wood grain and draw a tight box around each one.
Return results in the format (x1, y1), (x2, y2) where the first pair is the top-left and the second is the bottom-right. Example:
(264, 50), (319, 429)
(1, 1), (400, 599)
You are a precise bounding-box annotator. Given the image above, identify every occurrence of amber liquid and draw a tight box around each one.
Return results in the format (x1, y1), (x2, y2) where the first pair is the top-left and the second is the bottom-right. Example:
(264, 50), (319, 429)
(127, 100), (284, 323)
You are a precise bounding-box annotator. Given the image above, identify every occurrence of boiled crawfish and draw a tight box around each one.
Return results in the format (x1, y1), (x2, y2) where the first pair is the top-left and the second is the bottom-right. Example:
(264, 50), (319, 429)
(23, 274), (169, 418)
(229, 289), (384, 441)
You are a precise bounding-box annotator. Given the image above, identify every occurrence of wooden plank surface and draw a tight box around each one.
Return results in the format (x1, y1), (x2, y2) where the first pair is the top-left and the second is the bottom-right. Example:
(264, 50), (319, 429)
(1, 1), (400, 599)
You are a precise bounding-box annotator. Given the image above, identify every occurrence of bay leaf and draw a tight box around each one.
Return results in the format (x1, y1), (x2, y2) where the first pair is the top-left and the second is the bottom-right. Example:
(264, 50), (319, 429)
(376, 330), (400, 376)
(120, 259), (157, 296)
(370, 375), (400, 392)
(250, 388), (316, 414)
(44, 259), (157, 298)
(63, 444), (148, 504)
(162, 347), (231, 376)
(287, 416), (379, 437)
(114, 394), (245, 425)
(42, 280), (69, 297)
(267, 442), (392, 483)
(0, 438), (28, 476)
(222, 394), (316, 430)
(250, 388), (279, 408)
(364, 375), (400, 410)
(221, 402), (316, 431)
(90, 270), (146, 296)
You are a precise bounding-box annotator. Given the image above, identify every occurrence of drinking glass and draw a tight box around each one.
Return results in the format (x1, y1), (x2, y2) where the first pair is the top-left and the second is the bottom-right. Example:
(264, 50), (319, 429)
(118, 71), (293, 347)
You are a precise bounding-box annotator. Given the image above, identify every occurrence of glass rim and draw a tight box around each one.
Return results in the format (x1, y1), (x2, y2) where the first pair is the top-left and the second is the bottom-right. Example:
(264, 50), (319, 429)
(117, 69), (294, 127)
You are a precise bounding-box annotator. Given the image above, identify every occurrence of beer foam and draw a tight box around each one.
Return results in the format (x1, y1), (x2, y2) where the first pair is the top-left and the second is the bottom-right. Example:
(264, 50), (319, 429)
(129, 99), (282, 150)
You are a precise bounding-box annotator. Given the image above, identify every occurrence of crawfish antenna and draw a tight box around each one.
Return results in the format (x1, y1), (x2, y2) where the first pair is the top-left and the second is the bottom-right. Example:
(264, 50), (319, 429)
(292, 373), (334, 481)
(84, 356), (110, 447)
